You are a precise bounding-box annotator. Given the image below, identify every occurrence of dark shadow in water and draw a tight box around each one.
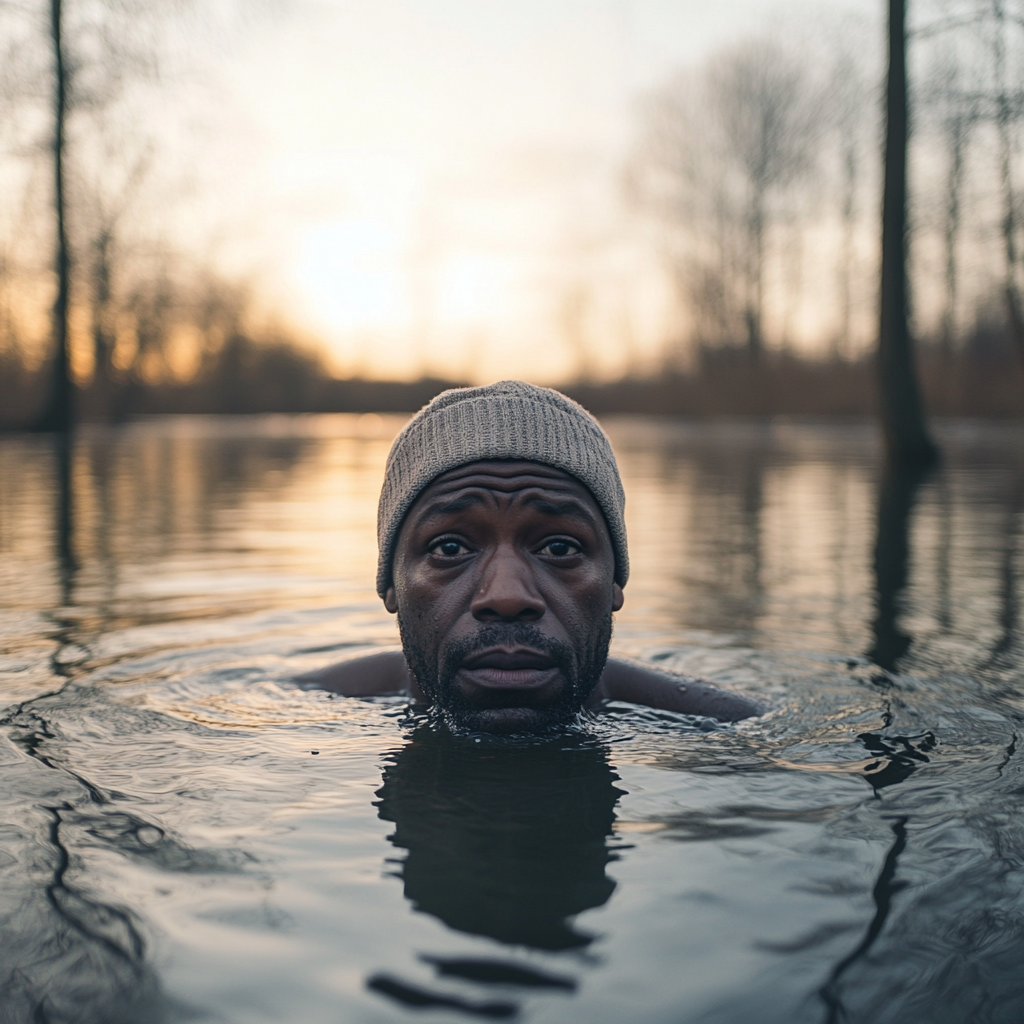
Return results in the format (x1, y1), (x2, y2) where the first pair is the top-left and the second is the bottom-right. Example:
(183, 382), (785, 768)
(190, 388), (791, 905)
(868, 461), (934, 672)
(367, 727), (624, 1015)
(859, 731), (935, 790)
(935, 471), (954, 634)
(0, 699), (189, 1022)
(47, 433), (87, 688)
(818, 816), (908, 1024)
(983, 477), (1023, 671)
(54, 433), (76, 611)
(0, 686), (246, 1022)
(366, 975), (518, 1019)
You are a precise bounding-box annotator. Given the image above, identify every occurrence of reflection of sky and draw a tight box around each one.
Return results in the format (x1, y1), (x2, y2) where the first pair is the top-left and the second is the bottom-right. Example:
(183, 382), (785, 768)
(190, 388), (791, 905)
(203, 0), (865, 381)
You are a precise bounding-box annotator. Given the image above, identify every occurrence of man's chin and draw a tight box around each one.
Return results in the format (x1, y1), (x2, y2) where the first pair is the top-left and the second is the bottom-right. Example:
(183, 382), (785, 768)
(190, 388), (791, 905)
(441, 704), (575, 736)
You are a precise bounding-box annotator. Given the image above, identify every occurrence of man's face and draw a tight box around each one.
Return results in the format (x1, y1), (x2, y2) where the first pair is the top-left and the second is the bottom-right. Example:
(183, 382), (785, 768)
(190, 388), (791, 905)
(384, 460), (624, 734)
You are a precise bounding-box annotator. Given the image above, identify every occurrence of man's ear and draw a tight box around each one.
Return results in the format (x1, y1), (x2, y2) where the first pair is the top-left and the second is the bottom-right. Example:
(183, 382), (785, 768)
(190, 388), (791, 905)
(384, 586), (398, 614)
(612, 582), (624, 612)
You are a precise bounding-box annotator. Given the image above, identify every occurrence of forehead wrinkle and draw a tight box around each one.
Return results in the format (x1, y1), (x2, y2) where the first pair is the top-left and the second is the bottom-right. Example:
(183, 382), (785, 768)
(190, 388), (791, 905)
(412, 492), (487, 526)
(431, 459), (577, 488)
(409, 487), (603, 548)
(523, 495), (598, 525)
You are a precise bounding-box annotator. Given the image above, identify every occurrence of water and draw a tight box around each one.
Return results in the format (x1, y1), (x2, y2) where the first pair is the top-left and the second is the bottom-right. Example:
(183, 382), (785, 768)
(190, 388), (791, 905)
(1, 414), (1022, 1024)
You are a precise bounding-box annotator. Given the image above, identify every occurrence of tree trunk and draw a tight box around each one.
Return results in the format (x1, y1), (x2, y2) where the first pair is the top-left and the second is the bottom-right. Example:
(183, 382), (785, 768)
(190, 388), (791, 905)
(993, 0), (1024, 368)
(836, 143), (857, 359)
(940, 120), (964, 358)
(36, 0), (73, 433)
(878, 0), (937, 466)
(746, 193), (765, 362)
(91, 229), (115, 420)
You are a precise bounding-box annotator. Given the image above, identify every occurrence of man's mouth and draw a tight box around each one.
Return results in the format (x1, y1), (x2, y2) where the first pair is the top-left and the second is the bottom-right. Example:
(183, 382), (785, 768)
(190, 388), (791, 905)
(457, 646), (561, 690)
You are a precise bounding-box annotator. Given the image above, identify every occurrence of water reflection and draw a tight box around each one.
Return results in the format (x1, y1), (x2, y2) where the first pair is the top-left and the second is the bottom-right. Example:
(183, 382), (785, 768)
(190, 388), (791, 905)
(818, 816), (908, 1024)
(374, 727), (623, 950)
(0, 690), (178, 1023)
(867, 462), (933, 672)
(53, 434), (76, 603)
(3, 416), (1024, 1023)
(367, 728), (623, 1014)
(49, 434), (83, 684)
(985, 475), (1023, 670)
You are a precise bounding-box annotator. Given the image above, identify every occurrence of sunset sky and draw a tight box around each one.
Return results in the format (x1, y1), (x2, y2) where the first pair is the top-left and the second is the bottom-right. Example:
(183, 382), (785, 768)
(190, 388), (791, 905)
(196, 0), (867, 382)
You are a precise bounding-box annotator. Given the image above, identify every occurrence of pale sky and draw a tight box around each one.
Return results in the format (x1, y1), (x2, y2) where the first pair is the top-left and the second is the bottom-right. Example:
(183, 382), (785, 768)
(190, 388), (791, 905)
(193, 0), (868, 382)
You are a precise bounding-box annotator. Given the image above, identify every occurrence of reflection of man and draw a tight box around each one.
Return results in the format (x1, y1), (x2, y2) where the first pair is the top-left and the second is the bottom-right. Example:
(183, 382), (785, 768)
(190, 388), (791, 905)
(312, 380), (760, 731)
(375, 727), (621, 950)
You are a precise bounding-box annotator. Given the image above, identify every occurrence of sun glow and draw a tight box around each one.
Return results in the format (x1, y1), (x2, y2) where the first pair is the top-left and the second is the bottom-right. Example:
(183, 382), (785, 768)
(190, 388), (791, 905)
(297, 219), (409, 333)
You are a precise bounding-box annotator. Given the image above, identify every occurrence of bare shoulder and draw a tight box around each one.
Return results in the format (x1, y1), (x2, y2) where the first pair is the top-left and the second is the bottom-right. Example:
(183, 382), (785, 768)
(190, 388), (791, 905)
(297, 647), (415, 698)
(590, 657), (764, 722)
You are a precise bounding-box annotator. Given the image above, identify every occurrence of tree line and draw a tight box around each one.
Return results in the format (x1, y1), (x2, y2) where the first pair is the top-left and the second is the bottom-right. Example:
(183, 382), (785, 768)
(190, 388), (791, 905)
(630, 1), (1024, 375)
(2, 1), (1023, 433)
(0, 0), (329, 428)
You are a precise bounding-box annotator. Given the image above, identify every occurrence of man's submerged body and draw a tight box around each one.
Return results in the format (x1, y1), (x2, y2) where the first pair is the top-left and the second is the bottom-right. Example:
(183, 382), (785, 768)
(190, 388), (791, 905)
(308, 457), (762, 729)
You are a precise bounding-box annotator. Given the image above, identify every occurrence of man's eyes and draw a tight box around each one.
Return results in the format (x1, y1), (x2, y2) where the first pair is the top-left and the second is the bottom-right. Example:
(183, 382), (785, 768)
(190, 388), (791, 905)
(426, 538), (581, 558)
(428, 538), (471, 557)
(538, 539), (581, 558)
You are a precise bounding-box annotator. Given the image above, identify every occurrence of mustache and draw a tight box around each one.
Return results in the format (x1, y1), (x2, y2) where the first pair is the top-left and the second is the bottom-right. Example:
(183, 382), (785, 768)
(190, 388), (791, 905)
(440, 623), (577, 675)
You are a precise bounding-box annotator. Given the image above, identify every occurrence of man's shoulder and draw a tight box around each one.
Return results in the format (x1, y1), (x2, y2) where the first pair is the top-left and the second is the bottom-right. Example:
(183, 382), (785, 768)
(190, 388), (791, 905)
(593, 657), (763, 722)
(299, 648), (413, 697)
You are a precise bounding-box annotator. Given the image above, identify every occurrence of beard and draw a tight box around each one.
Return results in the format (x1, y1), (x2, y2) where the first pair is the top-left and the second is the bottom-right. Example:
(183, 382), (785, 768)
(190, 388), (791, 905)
(397, 615), (613, 735)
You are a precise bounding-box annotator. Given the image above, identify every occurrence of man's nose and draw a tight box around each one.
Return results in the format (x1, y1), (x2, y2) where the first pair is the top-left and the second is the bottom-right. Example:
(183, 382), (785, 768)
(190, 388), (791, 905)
(470, 547), (545, 622)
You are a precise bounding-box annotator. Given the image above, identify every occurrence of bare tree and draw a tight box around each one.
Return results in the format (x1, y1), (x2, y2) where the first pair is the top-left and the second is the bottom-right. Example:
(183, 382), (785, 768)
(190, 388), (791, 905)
(878, 0), (937, 465)
(34, 0), (73, 432)
(824, 44), (875, 358)
(75, 129), (156, 418)
(634, 73), (746, 352)
(988, 0), (1024, 365)
(914, 0), (1024, 369)
(709, 39), (822, 360)
(26, 0), (194, 431)
(634, 32), (824, 361)
(920, 42), (983, 358)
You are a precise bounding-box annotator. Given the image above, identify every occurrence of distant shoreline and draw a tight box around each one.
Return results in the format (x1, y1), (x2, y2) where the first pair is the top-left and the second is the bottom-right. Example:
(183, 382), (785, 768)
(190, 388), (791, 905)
(3, 345), (1023, 431)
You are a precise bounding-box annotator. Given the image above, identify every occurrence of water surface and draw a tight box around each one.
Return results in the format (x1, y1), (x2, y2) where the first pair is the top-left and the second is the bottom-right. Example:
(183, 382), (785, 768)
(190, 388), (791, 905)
(1, 414), (1022, 1023)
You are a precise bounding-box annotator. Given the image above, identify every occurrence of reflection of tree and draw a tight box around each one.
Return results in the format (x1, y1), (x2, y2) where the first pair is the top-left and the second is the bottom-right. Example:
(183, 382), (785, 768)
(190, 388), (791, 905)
(868, 462), (933, 671)
(984, 475), (1022, 670)
(933, 468), (954, 635)
(54, 433), (76, 608)
(670, 439), (766, 642)
(374, 727), (622, 952)
(48, 433), (84, 683)
(818, 816), (908, 1024)
(24, 427), (323, 647)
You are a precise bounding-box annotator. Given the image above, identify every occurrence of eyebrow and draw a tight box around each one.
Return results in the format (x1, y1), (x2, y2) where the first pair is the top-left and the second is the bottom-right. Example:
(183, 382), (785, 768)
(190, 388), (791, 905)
(414, 494), (486, 524)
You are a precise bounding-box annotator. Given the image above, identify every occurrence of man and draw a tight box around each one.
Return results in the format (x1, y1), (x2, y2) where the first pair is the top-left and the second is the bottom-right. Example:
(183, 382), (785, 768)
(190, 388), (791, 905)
(311, 380), (761, 732)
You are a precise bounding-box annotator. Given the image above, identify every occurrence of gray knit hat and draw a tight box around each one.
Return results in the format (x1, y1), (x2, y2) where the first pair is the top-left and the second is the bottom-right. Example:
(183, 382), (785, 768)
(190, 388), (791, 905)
(376, 380), (628, 598)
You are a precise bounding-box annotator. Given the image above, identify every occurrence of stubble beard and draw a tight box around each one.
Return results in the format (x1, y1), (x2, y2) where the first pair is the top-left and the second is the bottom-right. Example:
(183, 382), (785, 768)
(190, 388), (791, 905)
(397, 614), (613, 735)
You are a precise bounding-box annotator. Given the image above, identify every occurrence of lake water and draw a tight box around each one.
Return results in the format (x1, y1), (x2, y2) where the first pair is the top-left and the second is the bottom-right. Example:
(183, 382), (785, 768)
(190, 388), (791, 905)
(1, 414), (1022, 1024)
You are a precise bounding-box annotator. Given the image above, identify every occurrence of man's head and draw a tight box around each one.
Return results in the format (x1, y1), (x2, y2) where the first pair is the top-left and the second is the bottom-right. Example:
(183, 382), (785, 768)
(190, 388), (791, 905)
(377, 382), (627, 733)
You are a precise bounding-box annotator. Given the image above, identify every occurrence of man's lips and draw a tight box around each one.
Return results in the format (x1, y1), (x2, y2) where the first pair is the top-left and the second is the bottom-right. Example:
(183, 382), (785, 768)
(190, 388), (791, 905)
(457, 646), (560, 689)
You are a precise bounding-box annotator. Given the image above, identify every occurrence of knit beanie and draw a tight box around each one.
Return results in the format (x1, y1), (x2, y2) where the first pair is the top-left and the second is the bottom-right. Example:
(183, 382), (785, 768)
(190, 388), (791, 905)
(376, 380), (628, 598)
